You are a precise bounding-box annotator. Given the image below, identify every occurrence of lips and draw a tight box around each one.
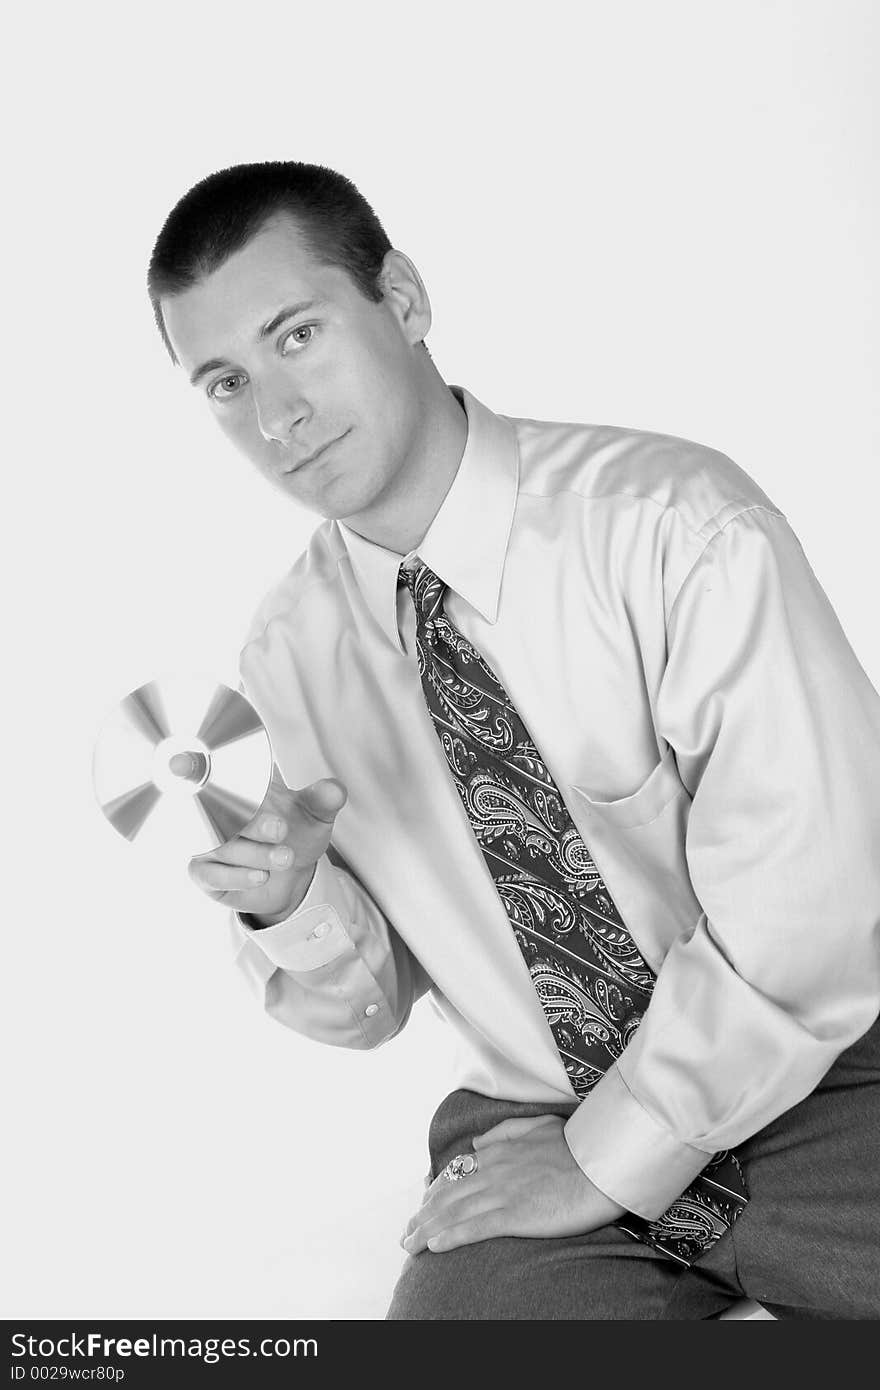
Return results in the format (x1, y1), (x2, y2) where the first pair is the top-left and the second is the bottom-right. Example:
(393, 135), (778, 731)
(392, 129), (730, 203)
(285, 429), (349, 474)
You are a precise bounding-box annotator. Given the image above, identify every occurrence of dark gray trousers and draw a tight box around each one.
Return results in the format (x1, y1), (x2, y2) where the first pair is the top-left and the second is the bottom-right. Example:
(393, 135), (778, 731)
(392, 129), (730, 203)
(386, 1013), (880, 1319)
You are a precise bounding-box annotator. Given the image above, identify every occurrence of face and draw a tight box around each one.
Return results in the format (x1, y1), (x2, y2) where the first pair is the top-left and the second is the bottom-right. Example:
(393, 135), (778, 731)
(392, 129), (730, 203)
(161, 213), (432, 523)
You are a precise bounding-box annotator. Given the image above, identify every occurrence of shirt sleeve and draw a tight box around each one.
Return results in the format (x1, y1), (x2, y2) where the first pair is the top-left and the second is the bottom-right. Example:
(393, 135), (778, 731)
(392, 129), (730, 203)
(564, 504), (880, 1219)
(230, 851), (433, 1049)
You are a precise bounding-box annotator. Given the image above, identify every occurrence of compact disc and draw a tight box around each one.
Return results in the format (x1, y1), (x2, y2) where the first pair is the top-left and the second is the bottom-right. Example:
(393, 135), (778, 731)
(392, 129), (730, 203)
(92, 674), (274, 856)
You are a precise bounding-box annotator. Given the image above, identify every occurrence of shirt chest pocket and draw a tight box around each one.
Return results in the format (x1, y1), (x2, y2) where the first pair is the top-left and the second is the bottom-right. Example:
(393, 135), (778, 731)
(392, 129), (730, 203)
(566, 745), (705, 970)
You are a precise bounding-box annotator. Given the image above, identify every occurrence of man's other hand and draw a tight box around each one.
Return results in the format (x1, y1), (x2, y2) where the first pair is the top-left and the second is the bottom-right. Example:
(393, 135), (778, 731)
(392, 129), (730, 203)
(400, 1114), (627, 1254)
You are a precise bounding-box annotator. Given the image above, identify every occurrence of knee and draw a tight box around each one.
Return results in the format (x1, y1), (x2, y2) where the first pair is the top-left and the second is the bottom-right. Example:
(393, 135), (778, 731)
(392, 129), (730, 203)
(385, 1248), (492, 1320)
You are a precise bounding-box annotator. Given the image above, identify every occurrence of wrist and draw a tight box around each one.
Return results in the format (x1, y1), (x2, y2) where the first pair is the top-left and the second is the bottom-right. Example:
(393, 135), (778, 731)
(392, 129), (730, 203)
(246, 907), (294, 930)
(247, 864), (317, 929)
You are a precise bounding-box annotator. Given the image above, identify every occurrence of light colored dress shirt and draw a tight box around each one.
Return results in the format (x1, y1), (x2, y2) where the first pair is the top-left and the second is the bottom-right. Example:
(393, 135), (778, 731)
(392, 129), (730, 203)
(229, 384), (880, 1220)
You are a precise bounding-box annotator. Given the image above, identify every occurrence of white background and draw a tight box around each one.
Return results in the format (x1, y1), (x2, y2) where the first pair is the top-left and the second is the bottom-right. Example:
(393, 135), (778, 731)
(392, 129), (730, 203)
(4, 0), (878, 1320)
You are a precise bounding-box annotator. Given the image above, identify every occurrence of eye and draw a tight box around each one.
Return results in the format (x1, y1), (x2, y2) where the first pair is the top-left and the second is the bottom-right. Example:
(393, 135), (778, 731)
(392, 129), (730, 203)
(208, 373), (246, 401)
(280, 323), (317, 354)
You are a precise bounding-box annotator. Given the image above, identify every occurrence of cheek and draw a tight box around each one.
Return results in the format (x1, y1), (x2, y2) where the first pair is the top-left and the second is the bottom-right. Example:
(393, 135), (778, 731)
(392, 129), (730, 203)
(216, 405), (272, 466)
(211, 405), (242, 441)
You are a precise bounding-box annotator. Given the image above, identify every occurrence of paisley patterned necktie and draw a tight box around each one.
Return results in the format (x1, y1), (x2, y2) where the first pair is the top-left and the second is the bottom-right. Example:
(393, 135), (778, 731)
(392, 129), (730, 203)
(399, 559), (748, 1266)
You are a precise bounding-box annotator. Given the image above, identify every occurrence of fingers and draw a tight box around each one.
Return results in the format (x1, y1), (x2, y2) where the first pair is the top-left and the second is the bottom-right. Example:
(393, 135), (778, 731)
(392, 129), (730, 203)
(401, 1117), (564, 1255)
(194, 836), (294, 873)
(187, 775), (347, 907)
(189, 859), (273, 895)
(252, 778), (348, 864)
(403, 1193), (507, 1255)
(189, 824), (295, 894)
(401, 1182), (485, 1241)
(471, 1114), (559, 1149)
(242, 777), (348, 845)
(422, 1210), (507, 1254)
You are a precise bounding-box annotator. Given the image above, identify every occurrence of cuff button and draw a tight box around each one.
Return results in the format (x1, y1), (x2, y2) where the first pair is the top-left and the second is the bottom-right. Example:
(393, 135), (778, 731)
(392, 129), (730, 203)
(364, 1004), (379, 1017)
(311, 922), (330, 940)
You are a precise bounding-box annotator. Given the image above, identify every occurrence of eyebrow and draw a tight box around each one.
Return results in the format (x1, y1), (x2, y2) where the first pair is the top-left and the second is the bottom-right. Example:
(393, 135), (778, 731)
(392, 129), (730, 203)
(188, 299), (323, 385)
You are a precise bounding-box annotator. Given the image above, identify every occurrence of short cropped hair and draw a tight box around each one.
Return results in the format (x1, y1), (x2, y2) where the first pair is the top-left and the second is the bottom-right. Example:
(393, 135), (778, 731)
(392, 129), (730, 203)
(147, 161), (394, 362)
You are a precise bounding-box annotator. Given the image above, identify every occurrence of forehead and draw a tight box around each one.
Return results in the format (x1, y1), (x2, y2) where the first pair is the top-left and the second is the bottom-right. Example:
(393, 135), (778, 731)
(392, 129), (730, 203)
(162, 214), (356, 368)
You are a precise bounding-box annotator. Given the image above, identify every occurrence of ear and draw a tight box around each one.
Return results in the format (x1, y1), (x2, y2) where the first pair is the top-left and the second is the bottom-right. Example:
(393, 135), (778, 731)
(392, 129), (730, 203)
(380, 248), (432, 346)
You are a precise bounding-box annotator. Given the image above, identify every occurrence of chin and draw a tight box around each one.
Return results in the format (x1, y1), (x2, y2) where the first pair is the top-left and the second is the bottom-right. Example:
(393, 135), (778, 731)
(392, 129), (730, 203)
(317, 472), (392, 524)
(301, 482), (373, 523)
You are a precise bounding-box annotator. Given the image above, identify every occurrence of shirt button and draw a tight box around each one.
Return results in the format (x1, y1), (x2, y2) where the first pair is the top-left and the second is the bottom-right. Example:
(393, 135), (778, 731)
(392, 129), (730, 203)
(311, 922), (330, 940)
(364, 1004), (379, 1018)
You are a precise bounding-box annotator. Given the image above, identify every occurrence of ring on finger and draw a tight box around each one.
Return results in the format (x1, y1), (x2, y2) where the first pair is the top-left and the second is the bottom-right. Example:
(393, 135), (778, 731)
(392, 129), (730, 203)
(441, 1152), (478, 1182)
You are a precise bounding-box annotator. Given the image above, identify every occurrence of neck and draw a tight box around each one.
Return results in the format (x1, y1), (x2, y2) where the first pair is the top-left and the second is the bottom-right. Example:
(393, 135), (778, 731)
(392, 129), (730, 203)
(340, 371), (468, 554)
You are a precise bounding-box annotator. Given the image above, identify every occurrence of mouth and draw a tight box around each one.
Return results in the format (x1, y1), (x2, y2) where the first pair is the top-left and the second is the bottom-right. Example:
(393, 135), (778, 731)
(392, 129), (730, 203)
(283, 429), (350, 475)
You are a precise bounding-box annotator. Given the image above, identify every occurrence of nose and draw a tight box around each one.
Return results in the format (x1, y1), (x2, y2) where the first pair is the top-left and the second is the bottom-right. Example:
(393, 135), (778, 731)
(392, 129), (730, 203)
(252, 377), (310, 444)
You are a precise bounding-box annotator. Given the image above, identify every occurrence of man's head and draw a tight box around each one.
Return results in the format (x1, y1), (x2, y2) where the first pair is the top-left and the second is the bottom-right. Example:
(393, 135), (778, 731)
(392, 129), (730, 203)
(148, 161), (444, 526)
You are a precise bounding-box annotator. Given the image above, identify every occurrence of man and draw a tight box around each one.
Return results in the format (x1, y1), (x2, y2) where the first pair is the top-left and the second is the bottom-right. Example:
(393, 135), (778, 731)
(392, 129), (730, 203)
(148, 160), (880, 1320)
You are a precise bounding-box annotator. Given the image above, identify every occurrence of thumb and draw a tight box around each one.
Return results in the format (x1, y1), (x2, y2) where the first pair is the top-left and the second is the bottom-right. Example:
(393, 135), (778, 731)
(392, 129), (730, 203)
(472, 1114), (559, 1149)
(297, 777), (348, 822)
(267, 763), (347, 820)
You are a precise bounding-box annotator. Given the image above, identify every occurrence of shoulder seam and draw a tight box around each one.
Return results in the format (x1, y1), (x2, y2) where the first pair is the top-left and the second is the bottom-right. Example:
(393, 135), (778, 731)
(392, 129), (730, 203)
(666, 503), (790, 627)
(518, 487), (703, 545)
(692, 500), (787, 544)
(240, 560), (346, 657)
(517, 485), (785, 549)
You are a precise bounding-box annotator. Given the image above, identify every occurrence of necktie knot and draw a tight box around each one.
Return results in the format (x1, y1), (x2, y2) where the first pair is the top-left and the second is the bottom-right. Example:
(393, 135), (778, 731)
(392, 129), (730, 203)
(398, 560), (447, 626)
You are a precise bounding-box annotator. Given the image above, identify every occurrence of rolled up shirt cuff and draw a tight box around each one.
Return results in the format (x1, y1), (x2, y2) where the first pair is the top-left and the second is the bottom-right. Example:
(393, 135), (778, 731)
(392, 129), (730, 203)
(233, 857), (352, 972)
(562, 1066), (715, 1220)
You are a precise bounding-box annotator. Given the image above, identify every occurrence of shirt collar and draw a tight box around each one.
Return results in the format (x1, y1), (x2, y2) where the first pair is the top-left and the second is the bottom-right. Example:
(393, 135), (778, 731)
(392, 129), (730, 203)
(335, 384), (520, 653)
